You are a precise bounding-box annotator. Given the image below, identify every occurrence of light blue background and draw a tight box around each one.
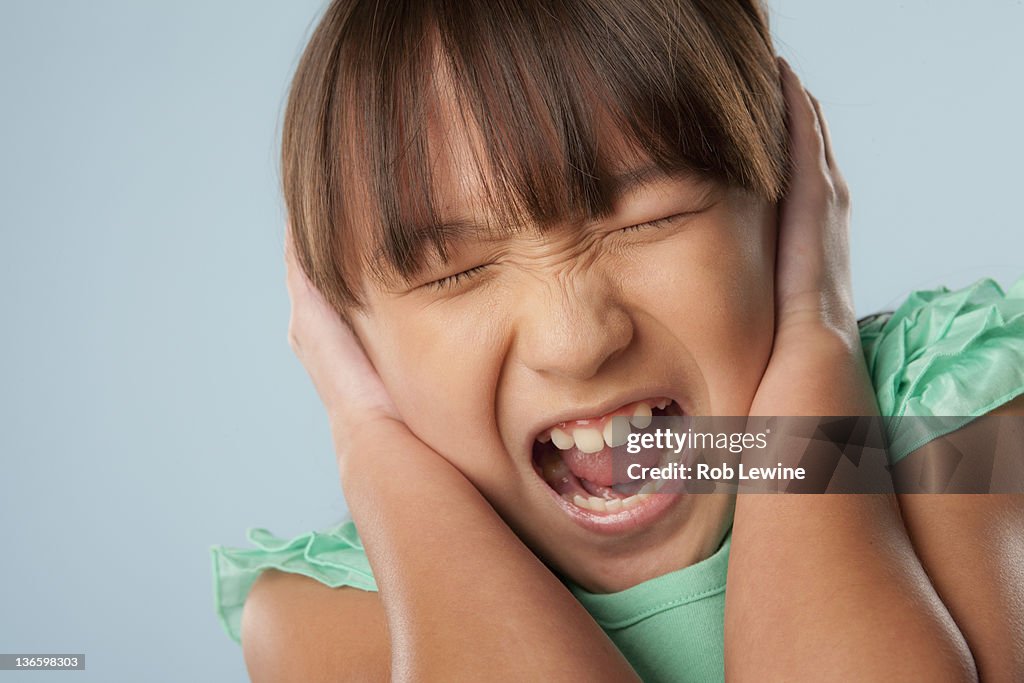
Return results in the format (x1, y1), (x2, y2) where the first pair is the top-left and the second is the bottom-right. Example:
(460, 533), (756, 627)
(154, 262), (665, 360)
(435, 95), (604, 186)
(1, 1), (1021, 681)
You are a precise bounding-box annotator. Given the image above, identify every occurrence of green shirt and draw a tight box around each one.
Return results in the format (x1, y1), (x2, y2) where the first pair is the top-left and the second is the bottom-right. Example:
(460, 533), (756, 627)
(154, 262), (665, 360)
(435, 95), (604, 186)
(211, 276), (1024, 682)
(569, 530), (731, 682)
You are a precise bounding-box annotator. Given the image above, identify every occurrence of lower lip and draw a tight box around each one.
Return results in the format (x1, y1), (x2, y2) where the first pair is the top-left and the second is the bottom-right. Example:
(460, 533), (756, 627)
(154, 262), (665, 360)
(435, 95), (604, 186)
(540, 483), (684, 534)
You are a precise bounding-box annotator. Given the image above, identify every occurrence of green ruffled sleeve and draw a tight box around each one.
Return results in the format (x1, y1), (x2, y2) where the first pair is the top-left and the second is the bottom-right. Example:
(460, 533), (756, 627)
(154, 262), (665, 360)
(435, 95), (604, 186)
(210, 520), (377, 644)
(859, 276), (1024, 462)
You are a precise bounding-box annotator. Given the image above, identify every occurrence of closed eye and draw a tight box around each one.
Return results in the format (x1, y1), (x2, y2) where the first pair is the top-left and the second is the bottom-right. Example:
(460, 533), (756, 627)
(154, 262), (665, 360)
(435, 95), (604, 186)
(425, 264), (490, 291)
(619, 211), (696, 233)
(422, 211), (697, 290)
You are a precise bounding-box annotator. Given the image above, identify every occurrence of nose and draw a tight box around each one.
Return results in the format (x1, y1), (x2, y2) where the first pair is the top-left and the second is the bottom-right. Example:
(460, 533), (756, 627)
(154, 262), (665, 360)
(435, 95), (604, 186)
(515, 269), (634, 381)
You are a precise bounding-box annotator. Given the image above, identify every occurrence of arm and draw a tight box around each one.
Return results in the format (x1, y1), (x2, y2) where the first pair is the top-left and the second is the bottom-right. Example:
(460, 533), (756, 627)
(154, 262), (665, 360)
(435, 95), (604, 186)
(241, 436), (639, 683)
(242, 574), (390, 682)
(724, 60), (977, 681)
(727, 342), (977, 681)
(893, 394), (1024, 682)
(339, 420), (640, 682)
(240, 227), (640, 682)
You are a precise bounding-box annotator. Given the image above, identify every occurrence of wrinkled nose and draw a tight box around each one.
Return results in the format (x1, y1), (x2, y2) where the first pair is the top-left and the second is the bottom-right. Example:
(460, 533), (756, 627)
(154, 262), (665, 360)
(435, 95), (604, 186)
(515, 271), (634, 381)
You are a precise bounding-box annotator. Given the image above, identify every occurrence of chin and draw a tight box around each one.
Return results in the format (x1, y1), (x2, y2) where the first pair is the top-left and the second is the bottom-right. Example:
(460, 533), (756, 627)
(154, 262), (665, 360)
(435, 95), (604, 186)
(510, 491), (734, 594)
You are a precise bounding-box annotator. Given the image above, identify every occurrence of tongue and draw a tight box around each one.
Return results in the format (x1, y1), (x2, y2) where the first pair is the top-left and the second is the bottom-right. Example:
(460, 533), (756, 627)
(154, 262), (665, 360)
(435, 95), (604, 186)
(562, 449), (615, 486)
(562, 443), (663, 487)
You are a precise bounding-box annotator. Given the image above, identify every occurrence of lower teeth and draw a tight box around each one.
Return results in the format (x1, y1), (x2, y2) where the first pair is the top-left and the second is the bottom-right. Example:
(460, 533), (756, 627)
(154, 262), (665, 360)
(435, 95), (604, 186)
(567, 484), (657, 512)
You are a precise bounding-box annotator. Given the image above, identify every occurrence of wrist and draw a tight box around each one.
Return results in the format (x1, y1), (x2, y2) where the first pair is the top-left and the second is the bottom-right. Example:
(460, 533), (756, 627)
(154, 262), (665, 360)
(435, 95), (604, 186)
(750, 328), (878, 418)
(334, 415), (465, 501)
(330, 413), (405, 480)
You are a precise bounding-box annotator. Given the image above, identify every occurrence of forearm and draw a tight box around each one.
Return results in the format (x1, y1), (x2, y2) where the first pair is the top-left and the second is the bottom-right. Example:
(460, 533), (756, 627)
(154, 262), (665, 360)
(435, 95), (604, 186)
(339, 420), (639, 682)
(725, 338), (977, 681)
(893, 399), (1024, 681)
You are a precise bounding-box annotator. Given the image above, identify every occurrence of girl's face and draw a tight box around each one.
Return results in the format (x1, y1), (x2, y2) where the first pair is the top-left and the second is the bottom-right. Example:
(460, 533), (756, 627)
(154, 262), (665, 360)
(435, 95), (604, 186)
(349, 119), (778, 592)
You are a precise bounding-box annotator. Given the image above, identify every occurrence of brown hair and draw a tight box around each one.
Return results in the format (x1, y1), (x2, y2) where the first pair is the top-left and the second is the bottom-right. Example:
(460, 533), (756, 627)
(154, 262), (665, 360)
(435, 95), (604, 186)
(282, 0), (788, 313)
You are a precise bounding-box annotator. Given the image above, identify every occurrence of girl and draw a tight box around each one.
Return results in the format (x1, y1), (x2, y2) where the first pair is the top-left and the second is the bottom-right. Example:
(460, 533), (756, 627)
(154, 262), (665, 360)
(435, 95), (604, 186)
(212, 0), (1024, 679)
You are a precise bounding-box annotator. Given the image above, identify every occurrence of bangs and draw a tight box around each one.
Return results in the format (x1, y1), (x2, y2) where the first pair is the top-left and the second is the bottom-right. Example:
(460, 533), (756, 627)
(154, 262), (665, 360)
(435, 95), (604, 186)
(282, 0), (788, 311)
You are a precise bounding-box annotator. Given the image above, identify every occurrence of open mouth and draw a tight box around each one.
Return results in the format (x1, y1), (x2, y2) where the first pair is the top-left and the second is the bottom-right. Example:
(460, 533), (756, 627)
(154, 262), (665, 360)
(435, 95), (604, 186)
(531, 398), (685, 521)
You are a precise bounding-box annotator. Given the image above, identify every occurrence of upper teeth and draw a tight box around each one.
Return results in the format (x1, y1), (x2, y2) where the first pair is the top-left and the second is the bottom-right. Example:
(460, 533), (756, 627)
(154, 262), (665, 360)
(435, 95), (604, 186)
(631, 403), (653, 429)
(603, 417), (629, 448)
(540, 400), (668, 451)
(574, 428), (604, 453)
(550, 428), (574, 450)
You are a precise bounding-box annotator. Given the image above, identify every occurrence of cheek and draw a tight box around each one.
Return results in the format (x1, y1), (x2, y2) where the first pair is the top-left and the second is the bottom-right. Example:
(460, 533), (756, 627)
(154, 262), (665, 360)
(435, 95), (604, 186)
(630, 212), (775, 412)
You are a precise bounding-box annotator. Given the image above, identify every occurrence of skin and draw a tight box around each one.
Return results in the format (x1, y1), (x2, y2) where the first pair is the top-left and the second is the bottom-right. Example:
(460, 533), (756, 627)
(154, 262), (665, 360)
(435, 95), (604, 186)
(241, 59), (1023, 680)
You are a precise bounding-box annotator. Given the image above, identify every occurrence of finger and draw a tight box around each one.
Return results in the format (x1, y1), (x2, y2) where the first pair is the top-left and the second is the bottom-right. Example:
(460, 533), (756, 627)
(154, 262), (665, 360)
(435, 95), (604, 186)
(777, 58), (829, 176)
(283, 219), (343, 324)
(807, 93), (837, 172)
(808, 93), (849, 195)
